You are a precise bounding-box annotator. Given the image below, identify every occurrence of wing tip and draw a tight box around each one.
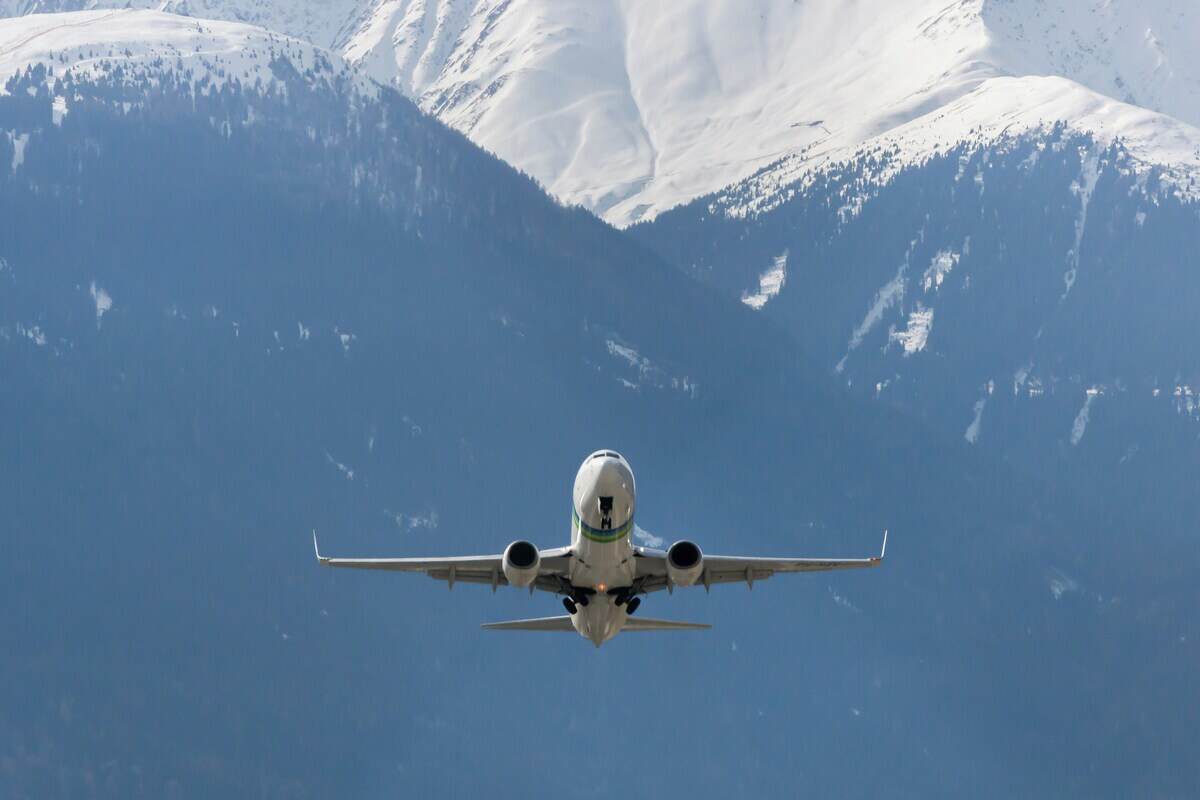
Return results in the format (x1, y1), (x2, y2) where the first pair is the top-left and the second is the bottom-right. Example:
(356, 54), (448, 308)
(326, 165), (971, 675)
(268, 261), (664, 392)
(312, 529), (329, 565)
(866, 529), (888, 565)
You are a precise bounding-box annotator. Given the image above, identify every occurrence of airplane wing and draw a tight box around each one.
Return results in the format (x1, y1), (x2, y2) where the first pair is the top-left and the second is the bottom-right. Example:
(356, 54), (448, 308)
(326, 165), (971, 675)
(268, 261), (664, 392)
(481, 616), (709, 631)
(312, 532), (572, 593)
(633, 530), (887, 593)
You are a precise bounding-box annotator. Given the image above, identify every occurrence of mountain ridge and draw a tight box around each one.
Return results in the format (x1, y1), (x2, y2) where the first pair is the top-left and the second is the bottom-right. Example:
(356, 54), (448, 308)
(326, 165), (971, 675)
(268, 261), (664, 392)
(5, 1), (1200, 225)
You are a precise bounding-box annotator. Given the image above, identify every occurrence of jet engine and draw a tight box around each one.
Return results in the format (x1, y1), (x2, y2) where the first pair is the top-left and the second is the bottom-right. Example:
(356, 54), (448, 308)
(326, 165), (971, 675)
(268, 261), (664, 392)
(502, 540), (541, 588)
(666, 540), (704, 587)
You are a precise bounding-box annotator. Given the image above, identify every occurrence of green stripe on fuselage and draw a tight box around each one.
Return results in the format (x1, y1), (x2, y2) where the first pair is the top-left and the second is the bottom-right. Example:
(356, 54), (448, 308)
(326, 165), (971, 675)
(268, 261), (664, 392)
(573, 508), (632, 543)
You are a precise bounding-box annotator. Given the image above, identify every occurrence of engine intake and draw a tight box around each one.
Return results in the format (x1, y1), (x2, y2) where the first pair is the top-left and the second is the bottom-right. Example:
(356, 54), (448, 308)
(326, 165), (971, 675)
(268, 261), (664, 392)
(666, 540), (703, 587)
(503, 540), (541, 588)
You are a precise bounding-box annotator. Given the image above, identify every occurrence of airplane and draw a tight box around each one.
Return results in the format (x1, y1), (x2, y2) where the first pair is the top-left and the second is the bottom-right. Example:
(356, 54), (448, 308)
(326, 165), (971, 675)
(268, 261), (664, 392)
(313, 449), (886, 647)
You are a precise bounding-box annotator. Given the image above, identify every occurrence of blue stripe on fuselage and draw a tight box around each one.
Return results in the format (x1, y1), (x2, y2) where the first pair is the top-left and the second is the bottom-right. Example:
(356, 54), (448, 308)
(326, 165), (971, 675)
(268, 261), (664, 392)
(573, 508), (632, 543)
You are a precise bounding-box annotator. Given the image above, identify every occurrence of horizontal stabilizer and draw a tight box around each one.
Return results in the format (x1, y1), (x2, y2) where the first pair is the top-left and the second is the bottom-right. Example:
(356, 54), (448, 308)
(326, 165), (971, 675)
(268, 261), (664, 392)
(623, 617), (711, 631)
(481, 616), (576, 632)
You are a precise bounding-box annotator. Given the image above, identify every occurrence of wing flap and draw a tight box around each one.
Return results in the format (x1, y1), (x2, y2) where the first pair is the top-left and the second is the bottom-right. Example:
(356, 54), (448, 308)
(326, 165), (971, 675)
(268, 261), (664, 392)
(623, 617), (711, 631)
(481, 616), (576, 632)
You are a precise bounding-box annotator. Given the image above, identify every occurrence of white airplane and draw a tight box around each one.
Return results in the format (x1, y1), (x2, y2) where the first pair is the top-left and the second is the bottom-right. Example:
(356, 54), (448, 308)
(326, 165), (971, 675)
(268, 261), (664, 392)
(314, 449), (886, 647)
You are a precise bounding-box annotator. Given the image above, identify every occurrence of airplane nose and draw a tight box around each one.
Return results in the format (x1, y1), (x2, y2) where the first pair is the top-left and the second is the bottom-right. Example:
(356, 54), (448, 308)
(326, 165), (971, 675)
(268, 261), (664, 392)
(597, 458), (631, 490)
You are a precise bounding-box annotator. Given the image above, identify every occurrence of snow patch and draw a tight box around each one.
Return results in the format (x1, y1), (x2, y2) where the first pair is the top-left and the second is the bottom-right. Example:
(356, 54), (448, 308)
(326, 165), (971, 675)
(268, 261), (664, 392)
(335, 327), (356, 353)
(923, 249), (959, 291)
(1171, 385), (1199, 418)
(890, 306), (934, 355)
(604, 337), (698, 398)
(1061, 147), (1102, 301)
(838, 262), (906, 372)
(51, 95), (68, 126)
(89, 281), (112, 328)
(606, 340), (643, 371)
(741, 251), (788, 310)
(324, 452), (354, 480)
(1048, 568), (1079, 600)
(1013, 363), (1031, 396)
(9, 130), (28, 172)
(1069, 389), (1101, 446)
(964, 396), (986, 444)
(16, 322), (46, 347)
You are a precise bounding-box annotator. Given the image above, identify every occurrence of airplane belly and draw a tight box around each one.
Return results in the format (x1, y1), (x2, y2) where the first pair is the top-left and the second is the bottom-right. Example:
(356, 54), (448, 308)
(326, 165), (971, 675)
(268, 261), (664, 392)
(570, 535), (635, 590)
(571, 594), (627, 646)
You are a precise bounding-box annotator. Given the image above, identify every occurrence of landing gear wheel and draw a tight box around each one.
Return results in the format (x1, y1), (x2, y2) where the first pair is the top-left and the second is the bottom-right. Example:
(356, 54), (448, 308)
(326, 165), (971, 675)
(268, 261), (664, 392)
(625, 597), (641, 615)
(563, 597), (578, 615)
(576, 593), (590, 607)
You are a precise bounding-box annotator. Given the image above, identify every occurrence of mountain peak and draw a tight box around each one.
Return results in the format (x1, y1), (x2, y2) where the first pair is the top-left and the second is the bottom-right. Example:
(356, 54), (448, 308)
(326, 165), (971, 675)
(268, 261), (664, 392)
(4, 1), (1198, 226)
(336, 0), (1200, 225)
(0, 9), (374, 100)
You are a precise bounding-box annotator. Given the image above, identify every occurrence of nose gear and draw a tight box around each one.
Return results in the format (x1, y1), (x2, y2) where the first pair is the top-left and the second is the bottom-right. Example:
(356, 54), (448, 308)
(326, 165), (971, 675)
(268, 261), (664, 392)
(597, 495), (614, 529)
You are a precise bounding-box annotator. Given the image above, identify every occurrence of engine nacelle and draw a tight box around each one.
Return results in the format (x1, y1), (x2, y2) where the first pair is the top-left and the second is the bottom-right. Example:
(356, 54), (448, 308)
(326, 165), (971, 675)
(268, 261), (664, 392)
(502, 540), (541, 588)
(666, 540), (704, 587)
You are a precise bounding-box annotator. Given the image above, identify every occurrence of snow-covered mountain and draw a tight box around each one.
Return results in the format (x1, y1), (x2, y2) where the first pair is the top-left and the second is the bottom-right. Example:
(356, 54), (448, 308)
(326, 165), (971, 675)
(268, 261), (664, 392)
(637, 125), (1200, 545)
(366, 0), (1200, 226)
(7, 0), (1199, 226)
(0, 8), (373, 99)
(0, 0), (364, 49)
(360, 0), (1200, 225)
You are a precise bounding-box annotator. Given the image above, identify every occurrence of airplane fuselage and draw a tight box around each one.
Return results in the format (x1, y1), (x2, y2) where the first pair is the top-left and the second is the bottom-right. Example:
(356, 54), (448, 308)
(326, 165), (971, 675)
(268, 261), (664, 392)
(567, 450), (638, 645)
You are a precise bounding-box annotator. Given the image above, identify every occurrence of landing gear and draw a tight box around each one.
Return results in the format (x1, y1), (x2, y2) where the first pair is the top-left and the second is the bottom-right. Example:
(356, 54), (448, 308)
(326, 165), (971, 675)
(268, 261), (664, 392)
(576, 593), (590, 607)
(563, 597), (578, 615)
(609, 587), (639, 609)
(598, 496), (614, 529)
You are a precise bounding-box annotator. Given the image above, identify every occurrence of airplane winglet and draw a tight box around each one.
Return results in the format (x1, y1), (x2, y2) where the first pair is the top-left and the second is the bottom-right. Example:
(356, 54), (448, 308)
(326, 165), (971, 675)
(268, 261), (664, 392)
(313, 530), (329, 565)
(879, 529), (888, 561)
